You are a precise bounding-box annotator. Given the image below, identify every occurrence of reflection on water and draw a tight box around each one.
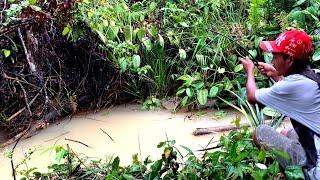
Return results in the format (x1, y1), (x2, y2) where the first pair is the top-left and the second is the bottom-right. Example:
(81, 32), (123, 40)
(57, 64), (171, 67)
(0, 104), (241, 179)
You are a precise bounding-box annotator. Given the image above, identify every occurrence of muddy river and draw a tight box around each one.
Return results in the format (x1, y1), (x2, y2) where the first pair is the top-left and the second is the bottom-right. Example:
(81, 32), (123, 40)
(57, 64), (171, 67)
(0, 104), (244, 179)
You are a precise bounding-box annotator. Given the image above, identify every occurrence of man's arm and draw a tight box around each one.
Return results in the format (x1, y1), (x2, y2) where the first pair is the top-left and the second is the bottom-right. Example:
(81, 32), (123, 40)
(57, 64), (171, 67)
(246, 69), (257, 103)
(240, 57), (257, 103)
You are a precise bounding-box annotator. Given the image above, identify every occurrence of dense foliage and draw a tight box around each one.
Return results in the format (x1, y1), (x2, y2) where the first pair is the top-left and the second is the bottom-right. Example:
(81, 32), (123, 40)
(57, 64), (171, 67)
(16, 128), (306, 179)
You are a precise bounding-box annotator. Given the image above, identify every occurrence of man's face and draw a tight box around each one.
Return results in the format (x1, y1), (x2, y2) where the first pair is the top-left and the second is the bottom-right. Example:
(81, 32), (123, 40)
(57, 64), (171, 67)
(271, 53), (291, 76)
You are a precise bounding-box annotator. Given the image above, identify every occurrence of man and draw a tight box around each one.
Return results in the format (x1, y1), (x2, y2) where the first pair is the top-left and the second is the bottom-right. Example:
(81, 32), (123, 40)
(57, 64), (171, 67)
(240, 29), (320, 179)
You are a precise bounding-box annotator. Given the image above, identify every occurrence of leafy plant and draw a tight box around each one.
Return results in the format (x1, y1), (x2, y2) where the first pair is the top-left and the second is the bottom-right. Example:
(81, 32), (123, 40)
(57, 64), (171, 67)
(219, 89), (284, 128)
(142, 96), (161, 110)
(17, 127), (286, 179)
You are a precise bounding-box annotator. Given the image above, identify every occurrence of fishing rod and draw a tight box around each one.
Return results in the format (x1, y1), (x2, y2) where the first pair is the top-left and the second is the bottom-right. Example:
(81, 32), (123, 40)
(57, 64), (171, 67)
(209, 29), (273, 82)
(210, 29), (260, 66)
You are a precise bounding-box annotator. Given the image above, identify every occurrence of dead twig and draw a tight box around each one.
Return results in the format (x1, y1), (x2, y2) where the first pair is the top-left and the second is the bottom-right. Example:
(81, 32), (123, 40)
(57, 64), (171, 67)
(65, 138), (91, 148)
(100, 128), (114, 142)
(16, 81), (32, 116)
(10, 122), (31, 180)
(7, 90), (41, 121)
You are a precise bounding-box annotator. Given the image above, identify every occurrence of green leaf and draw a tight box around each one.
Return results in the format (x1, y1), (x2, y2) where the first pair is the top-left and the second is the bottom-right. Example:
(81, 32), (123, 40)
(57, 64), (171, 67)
(179, 22), (189, 27)
(119, 58), (127, 73)
(151, 159), (163, 172)
(285, 165), (304, 179)
(272, 149), (290, 161)
(96, 30), (107, 44)
(254, 36), (264, 48)
(257, 148), (266, 162)
(186, 88), (193, 97)
(197, 89), (208, 105)
(123, 174), (134, 180)
(148, 25), (158, 37)
(179, 49), (187, 60)
(233, 64), (243, 72)
(262, 107), (278, 117)
(217, 67), (225, 74)
(312, 48), (320, 61)
(224, 78), (233, 90)
(62, 24), (71, 36)
(137, 28), (145, 41)
(2, 49), (11, 58)
(208, 86), (219, 98)
(158, 34), (164, 48)
(142, 37), (152, 51)
(248, 50), (257, 58)
(55, 149), (66, 162)
(28, 0), (37, 5)
(293, 0), (306, 7)
(124, 26), (133, 41)
(176, 88), (186, 96)
(181, 96), (188, 106)
(132, 55), (141, 69)
(264, 52), (273, 64)
(112, 156), (120, 171)
(179, 145), (194, 156)
(157, 142), (165, 148)
(193, 82), (204, 90)
(148, 2), (157, 12)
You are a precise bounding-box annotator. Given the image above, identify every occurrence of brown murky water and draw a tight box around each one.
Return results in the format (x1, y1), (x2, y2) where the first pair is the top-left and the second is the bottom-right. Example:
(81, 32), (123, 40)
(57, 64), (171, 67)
(0, 104), (242, 179)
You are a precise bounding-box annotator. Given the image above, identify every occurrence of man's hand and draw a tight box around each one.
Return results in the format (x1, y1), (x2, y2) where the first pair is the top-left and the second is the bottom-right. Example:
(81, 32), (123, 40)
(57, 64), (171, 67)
(257, 62), (283, 81)
(257, 62), (277, 77)
(239, 57), (255, 74)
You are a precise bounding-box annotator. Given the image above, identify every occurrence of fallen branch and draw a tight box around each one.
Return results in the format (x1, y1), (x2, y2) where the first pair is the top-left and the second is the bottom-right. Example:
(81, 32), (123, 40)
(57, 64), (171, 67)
(192, 124), (244, 136)
(65, 138), (91, 148)
(6, 90), (41, 121)
(0, 126), (39, 148)
(100, 128), (115, 142)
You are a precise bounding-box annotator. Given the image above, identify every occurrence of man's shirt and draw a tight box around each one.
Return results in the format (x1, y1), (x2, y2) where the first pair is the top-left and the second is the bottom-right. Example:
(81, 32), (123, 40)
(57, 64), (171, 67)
(255, 74), (320, 135)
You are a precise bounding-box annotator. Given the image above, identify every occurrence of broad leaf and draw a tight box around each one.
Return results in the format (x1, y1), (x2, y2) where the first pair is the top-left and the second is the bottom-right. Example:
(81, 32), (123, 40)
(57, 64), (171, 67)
(179, 49), (186, 60)
(118, 58), (127, 73)
(197, 89), (208, 105)
(234, 64), (243, 72)
(142, 37), (152, 51)
(112, 157), (120, 171)
(148, 25), (158, 37)
(218, 67), (225, 74)
(2, 49), (11, 58)
(181, 96), (188, 106)
(208, 86), (219, 98)
(293, 0), (306, 7)
(248, 50), (257, 58)
(186, 88), (193, 97)
(137, 28), (145, 41)
(132, 55), (141, 69)
(158, 34), (164, 48)
(312, 48), (320, 61)
(62, 24), (71, 36)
